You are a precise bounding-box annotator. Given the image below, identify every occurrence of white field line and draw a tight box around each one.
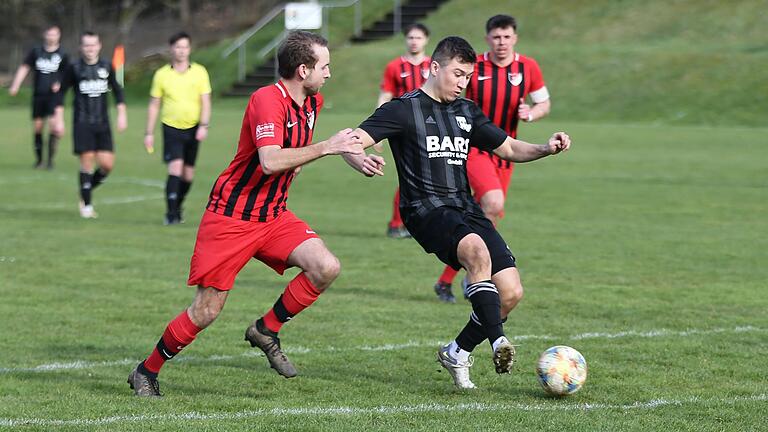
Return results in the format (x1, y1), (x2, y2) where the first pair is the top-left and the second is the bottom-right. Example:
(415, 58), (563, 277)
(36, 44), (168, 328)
(0, 176), (163, 210)
(0, 325), (762, 374)
(0, 194), (161, 210)
(0, 175), (163, 188)
(1, 394), (766, 427)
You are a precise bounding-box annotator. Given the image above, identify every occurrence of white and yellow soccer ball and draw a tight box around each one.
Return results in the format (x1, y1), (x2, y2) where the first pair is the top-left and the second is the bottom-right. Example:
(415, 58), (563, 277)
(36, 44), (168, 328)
(536, 345), (588, 396)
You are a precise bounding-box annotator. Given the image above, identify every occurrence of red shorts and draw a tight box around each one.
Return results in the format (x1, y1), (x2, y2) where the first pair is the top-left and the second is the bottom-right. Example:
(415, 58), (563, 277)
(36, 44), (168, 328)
(467, 148), (515, 202)
(187, 210), (320, 290)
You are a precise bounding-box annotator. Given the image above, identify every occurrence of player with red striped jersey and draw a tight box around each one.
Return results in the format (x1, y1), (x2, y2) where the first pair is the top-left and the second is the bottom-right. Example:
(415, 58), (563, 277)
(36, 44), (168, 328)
(433, 15), (551, 303)
(128, 31), (383, 397)
(377, 23), (431, 239)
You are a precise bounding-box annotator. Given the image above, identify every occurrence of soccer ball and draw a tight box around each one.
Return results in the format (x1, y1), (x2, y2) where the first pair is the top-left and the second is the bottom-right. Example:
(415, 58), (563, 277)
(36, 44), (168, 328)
(536, 345), (588, 396)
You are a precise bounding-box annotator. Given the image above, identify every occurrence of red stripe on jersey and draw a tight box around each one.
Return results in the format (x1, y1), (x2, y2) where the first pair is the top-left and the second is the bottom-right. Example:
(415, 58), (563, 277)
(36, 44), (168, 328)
(466, 52), (545, 168)
(381, 56), (431, 97)
(206, 81), (323, 222)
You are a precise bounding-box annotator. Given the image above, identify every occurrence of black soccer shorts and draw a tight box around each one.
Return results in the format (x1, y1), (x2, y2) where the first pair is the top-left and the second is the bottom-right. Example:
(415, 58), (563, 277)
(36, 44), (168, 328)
(162, 124), (200, 166)
(73, 122), (113, 154)
(403, 205), (516, 274)
(31, 93), (55, 119)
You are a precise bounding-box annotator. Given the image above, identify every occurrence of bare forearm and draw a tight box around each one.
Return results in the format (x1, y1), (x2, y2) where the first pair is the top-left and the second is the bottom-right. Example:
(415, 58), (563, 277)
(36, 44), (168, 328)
(494, 137), (552, 162)
(199, 94), (211, 125)
(9, 65), (30, 93)
(145, 99), (160, 134)
(530, 100), (551, 121)
(260, 142), (329, 175)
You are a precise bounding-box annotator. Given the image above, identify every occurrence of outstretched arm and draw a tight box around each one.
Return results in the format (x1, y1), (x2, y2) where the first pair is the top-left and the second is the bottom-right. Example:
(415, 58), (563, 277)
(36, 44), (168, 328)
(492, 132), (571, 162)
(258, 128), (363, 175)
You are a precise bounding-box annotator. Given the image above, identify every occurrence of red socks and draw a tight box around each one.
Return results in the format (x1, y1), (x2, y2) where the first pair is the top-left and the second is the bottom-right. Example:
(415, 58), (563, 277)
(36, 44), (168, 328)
(389, 188), (403, 228)
(438, 265), (460, 285)
(143, 310), (202, 374)
(262, 272), (321, 333)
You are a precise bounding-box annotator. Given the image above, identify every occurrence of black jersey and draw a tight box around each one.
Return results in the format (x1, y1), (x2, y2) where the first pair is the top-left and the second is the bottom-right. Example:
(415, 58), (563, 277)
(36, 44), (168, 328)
(359, 89), (508, 216)
(23, 45), (68, 95)
(57, 58), (125, 125)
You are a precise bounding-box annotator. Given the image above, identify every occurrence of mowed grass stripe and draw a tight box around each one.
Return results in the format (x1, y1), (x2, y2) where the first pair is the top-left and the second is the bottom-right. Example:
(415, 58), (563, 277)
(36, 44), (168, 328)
(1, 325), (762, 374)
(2, 394), (766, 427)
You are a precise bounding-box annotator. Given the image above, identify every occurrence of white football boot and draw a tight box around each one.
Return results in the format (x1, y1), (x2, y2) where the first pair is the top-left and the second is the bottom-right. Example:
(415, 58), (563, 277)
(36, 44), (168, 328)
(437, 344), (476, 389)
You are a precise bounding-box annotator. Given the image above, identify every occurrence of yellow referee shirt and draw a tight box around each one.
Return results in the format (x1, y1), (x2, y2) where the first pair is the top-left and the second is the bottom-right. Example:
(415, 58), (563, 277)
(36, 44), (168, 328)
(150, 63), (212, 129)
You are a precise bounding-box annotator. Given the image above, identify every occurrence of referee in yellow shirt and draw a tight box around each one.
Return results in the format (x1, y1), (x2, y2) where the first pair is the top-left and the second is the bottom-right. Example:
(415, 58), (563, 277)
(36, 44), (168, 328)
(144, 32), (212, 225)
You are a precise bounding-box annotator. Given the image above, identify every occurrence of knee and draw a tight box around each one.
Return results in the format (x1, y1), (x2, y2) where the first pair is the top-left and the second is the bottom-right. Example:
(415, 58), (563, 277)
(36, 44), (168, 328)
(309, 255), (340, 291)
(461, 237), (491, 273)
(481, 196), (505, 219)
(189, 301), (223, 329)
(500, 283), (523, 313)
(100, 162), (114, 173)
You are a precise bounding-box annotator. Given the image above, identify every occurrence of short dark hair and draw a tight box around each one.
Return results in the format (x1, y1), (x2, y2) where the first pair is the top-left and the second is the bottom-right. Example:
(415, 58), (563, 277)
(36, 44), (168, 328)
(486, 14), (517, 33)
(430, 36), (476, 67)
(80, 31), (99, 42)
(169, 31), (191, 45)
(403, 23), (429, 37)
(45, 25), (61, 32)
(277, 31), (328, 79)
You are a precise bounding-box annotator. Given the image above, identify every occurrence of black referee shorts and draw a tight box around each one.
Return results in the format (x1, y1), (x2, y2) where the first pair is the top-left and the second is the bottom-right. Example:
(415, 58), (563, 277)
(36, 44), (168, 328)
(162, 124), (200, 166)
(31, 93), (55, 119)
(403, 206), (516, 274)
(73, 123), (113, 154)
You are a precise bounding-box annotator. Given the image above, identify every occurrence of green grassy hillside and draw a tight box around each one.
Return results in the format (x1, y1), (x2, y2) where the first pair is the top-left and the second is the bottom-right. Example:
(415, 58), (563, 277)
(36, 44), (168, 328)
(321, 0), (768, 126)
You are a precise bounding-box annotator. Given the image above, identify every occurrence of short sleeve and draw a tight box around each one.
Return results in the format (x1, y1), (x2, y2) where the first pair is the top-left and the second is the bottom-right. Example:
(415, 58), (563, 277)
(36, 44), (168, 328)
(249, 90), (286, 148)
(24, 48), (36, 67)
(358, 99), (406, 143)
(149, 69), (163, 98)
(528, 58), (546, 92)
(468, 102), (507, 151)
(380, 60), (398, 94)
(197, 65), (212, 94)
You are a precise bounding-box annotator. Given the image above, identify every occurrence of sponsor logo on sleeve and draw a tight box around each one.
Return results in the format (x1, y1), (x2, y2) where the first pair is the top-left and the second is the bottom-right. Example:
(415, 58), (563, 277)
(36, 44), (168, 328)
(256, 122), (275, 140)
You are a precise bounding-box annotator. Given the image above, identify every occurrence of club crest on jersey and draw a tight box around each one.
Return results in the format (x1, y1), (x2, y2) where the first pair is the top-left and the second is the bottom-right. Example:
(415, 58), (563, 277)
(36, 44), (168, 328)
(306, 110), (315, 129)
(508, 73), (522, 86)
(421, 68), (429, 79)
(455, 116), (472, 133)
(97, 67), (109, 79)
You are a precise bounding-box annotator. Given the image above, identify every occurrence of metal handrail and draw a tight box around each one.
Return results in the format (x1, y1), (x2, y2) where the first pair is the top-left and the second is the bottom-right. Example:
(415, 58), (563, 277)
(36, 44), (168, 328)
(223, 0), (402, 82)
(222, 4), (287, 59)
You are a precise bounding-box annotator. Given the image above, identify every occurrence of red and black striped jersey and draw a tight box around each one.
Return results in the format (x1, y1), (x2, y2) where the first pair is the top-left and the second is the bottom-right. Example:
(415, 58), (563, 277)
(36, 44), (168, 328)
(466, 52), (548, 168)
(206, 80), (323, 222)
(380, 56), (432, 97)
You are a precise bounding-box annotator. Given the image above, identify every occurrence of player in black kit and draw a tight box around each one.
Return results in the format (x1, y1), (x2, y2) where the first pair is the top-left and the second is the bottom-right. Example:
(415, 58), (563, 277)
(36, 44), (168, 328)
(347, 36), (571, 389)
(9, 25), (69, 169)
(54, 31), (127, 219)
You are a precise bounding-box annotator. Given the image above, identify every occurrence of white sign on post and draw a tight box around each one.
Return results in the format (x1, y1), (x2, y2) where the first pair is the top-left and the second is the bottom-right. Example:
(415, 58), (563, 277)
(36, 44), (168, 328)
(285, 3), (323, 30)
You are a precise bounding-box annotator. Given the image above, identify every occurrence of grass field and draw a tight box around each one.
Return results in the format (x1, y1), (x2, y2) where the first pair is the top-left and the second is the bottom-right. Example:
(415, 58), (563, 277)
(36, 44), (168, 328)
(0, 103), (766, 431)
